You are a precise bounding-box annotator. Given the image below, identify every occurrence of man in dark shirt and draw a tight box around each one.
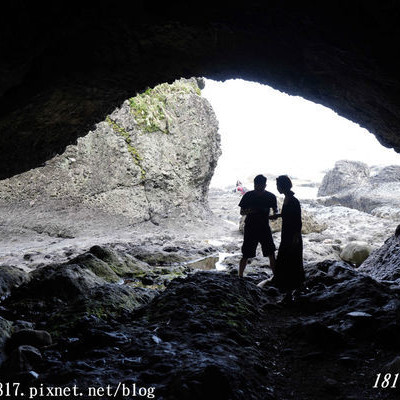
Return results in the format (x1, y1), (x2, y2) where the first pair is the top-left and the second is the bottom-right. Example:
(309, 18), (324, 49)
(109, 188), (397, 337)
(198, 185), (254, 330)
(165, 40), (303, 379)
(238, 174), (278, 277)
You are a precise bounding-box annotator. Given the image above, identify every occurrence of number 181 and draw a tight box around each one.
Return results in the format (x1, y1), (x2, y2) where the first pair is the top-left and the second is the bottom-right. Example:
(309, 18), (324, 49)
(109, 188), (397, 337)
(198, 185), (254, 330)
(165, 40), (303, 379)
(373, 373), (399, 389)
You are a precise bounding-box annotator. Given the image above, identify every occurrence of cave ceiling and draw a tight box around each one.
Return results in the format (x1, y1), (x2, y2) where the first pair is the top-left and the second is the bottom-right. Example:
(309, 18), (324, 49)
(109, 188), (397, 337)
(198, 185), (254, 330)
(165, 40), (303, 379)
(1, 1), (400, 179)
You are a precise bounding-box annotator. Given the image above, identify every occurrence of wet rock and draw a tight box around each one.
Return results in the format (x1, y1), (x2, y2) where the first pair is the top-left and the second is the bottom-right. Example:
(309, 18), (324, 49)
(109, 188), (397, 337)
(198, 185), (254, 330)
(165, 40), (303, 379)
(339, 242), (372, 267)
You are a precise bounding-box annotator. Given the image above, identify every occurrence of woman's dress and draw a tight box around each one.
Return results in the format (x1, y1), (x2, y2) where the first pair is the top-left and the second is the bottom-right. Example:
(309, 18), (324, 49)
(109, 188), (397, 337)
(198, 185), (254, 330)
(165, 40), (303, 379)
(275, 193), (305, 290)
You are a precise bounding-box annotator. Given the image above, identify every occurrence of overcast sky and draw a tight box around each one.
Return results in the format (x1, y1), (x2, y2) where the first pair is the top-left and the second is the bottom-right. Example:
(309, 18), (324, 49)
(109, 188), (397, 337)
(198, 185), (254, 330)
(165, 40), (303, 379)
(202, 79), (400, 190)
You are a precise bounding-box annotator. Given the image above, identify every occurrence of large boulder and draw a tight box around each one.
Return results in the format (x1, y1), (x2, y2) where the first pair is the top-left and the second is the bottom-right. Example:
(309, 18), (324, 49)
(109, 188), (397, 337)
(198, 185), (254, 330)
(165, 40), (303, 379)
(318, 161), (400, 216)
(339, 242), (372, 267)
(318, 160), (370, 197)
(0, 78), (221, 223)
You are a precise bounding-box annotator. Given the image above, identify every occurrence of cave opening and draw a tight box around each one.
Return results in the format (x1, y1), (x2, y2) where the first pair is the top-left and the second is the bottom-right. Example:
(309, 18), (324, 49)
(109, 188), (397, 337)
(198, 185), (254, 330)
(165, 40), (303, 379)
(201, 78), (400, 197)
(2, 3), (400, 396)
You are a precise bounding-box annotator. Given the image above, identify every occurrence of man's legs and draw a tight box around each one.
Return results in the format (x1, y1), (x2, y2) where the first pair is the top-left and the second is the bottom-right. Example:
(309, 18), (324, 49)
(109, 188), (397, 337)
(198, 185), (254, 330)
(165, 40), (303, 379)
(238, 257), (248, 278)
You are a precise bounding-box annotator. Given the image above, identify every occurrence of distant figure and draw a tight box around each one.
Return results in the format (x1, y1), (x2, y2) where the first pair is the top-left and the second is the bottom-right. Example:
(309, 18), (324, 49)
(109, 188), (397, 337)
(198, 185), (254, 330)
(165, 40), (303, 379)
(234, 180), (248, 196)
(238, 174), (278, 277)
(272, 175), (305, 302)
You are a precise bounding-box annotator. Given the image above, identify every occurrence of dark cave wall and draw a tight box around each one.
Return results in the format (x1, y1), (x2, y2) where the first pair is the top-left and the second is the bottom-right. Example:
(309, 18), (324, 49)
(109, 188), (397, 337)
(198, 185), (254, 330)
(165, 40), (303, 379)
(1, 1), (400, 179)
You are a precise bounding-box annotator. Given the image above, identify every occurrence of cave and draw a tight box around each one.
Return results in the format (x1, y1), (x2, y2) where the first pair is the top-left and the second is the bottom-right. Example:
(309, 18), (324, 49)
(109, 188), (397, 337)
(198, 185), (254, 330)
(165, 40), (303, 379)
(1, 1), (400, 179)
(1, 2), (400, 399)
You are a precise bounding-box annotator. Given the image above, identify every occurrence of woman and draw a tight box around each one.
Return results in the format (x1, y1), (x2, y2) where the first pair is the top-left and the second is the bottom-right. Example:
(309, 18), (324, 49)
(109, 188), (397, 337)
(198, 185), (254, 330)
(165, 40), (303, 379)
(272, 175), (305, 302)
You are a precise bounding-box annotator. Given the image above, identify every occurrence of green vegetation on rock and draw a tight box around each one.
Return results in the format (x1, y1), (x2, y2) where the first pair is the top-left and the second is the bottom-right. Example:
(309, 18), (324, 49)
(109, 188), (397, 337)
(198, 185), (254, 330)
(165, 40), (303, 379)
(106, 116), (146, 179)
(129, 80), (201, 134)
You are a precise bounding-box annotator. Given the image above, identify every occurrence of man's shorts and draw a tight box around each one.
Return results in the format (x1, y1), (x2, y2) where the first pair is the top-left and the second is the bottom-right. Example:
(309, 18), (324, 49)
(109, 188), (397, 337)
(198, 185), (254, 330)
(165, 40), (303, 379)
(241, 223), (276, 258)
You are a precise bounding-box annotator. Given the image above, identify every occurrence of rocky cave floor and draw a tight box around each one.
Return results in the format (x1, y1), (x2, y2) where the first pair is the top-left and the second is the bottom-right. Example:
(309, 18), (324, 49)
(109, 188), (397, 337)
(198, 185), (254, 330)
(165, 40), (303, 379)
(1, 189), (400, 399)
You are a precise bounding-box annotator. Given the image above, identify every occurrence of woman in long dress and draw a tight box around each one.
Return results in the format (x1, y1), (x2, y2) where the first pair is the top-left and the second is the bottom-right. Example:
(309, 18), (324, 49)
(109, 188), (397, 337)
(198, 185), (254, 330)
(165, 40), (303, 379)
(272, 175), (305, 301)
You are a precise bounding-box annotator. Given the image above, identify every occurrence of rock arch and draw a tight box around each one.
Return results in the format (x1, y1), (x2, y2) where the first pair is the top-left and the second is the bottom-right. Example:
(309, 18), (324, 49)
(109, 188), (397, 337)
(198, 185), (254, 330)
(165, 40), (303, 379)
(1, 1), (400, 179)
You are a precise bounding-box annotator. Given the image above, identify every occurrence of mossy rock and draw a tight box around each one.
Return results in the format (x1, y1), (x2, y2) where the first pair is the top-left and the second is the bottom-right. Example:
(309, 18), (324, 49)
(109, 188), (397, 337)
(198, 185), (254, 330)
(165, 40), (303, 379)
(89, 245), (152, 278)
(68, 253), (120, 283)
(340, 242), (372, 267)
(128, 79), (201, 134)
(45, 283), (157, 337)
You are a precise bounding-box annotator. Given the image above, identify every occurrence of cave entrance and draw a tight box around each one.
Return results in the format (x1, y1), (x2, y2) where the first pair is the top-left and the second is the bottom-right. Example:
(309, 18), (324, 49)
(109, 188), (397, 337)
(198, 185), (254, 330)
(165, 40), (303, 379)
(202, 78), (400, 198)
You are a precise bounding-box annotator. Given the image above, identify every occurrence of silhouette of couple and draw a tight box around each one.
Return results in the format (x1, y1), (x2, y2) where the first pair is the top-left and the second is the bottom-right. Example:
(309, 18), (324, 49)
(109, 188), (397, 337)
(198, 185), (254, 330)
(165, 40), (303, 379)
(238, 174), (305, 301)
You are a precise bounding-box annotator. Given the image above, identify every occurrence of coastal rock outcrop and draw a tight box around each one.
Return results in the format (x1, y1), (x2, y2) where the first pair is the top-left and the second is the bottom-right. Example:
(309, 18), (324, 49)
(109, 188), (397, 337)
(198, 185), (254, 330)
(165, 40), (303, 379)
(318, 160), (400, 217)
(0, 78), (220, 224)
(318, 160), (370, 197)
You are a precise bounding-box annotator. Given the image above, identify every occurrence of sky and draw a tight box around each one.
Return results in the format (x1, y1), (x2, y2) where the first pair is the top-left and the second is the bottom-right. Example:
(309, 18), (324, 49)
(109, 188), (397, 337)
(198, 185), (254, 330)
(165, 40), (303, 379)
(202, 79), (400, 191)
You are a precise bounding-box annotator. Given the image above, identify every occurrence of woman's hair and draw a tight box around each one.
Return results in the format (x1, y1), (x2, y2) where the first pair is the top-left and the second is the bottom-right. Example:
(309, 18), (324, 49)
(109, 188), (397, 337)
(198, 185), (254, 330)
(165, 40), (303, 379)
(276, 175), (292, 191)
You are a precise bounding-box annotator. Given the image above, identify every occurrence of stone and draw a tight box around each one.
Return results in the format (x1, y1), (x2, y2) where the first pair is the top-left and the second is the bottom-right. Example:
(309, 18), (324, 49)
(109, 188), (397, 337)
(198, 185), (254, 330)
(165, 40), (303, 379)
(339, 242), (372, 267)
(7, 329), (52, 351)
(7, 345), (42, 373)
(0, 317), (13, 366)
(318, 161), (370, 197)
(359, 233), (400, 281)
(0, 265), (29, 299)
(2, 3), (400, 183)
(318, 162), (400, 216)
(0, 79), (221, 224)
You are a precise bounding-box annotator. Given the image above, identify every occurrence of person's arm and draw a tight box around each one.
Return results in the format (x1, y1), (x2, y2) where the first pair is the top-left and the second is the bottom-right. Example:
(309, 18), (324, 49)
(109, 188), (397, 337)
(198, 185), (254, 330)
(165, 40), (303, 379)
(272, 195), (279, 216)
(269, 213), (281, 220)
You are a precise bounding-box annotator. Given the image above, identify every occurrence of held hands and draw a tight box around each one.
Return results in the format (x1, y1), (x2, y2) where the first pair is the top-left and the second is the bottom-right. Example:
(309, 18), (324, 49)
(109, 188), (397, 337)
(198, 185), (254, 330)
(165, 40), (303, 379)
(269, 214), (281, 220)
(241, 208), (269, 215)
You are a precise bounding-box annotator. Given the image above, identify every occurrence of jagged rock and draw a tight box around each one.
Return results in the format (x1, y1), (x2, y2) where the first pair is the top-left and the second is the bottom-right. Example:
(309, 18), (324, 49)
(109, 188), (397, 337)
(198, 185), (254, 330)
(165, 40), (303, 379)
(359, 233), (400, 282)
(370, 165), (400, 183)
(318, 161), (370, 197)
(339, 242), (372, 267)
(318, 162), (400, 216)
(0, 79), (220, 224)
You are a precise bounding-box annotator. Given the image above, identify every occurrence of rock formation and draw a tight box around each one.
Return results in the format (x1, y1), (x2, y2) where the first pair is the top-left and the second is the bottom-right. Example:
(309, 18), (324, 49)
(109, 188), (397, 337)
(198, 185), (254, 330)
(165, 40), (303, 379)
(1, 2), (400, 178)
(339, 241), (372, 267)
(359, 227), (400, 282)
(318, 160), (370, 197)
(0, 78), (220, 223)
(318, 160), (400, 217)
(1, 257), (400, 399)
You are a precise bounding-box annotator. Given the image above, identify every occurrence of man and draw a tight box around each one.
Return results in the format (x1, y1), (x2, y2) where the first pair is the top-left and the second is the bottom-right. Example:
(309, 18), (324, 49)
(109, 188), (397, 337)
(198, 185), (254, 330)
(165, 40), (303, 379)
(238, 174), (278, 277)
